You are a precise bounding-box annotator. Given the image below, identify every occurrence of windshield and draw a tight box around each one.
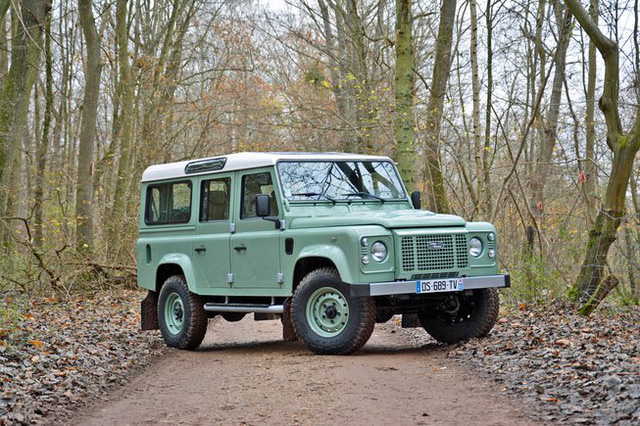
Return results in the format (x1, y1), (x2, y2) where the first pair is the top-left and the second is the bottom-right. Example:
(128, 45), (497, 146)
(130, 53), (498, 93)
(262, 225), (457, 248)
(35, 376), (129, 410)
(277, 161), (407, 202)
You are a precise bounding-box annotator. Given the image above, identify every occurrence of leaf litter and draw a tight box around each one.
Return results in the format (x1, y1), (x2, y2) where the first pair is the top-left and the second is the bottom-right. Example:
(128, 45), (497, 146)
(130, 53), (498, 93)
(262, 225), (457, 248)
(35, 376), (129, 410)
(393, 303), (640, 425)
(0, 291), (164, 425)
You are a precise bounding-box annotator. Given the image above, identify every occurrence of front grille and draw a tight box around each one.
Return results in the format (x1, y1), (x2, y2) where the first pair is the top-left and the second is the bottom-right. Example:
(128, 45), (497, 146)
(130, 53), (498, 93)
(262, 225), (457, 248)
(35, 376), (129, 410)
(401, 234), (468, 272)
(456, 235), (469, 268)
(411, 271), (460, 280)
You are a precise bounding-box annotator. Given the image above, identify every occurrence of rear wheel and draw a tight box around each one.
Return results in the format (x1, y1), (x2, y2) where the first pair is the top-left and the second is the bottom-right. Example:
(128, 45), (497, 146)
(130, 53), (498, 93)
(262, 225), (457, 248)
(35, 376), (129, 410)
(158, 275), (208, 349)
(291, 268), (375, 355)
(418, 288), (499, 344)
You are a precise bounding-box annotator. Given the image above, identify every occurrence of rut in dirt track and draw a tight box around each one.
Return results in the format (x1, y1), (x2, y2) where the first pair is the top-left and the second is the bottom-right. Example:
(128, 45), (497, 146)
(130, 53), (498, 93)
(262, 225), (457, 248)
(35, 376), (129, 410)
(73, 316), (535, 425)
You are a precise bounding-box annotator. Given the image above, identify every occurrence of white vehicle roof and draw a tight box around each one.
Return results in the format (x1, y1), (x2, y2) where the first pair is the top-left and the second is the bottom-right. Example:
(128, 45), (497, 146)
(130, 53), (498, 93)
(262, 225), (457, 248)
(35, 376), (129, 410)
(141, 152), (394, 182)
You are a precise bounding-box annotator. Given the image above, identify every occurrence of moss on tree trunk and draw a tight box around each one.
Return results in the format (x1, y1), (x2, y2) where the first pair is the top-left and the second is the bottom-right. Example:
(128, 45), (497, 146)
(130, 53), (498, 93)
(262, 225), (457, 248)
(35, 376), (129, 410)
(565, 0), (640, 315)
(394, 0), (415, 190)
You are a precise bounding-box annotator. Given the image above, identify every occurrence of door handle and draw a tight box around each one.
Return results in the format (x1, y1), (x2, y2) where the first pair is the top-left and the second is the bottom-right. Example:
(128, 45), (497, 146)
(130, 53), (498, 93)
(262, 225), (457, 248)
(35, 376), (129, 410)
(234, 246), (247, 252)
(194, 247), (206, 253)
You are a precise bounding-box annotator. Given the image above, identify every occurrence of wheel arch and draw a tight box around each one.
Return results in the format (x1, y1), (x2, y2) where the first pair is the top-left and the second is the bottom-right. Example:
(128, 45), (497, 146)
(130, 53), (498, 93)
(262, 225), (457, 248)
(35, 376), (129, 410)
(292, 257), (336, 292)
(156, 254), (198, 293)
(292, 247), (353, 291)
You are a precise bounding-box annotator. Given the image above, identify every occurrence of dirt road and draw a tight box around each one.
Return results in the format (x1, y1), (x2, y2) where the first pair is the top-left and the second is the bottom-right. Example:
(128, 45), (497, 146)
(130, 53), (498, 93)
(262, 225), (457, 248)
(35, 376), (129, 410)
(73, 317), (535, 425)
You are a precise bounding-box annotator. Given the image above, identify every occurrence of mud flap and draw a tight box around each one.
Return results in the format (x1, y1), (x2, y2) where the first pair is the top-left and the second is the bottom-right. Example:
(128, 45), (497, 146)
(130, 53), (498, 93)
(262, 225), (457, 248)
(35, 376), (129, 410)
(282, 298), (297, 341)
(401, 313), (421, 328)
(141, 291), (159, 330)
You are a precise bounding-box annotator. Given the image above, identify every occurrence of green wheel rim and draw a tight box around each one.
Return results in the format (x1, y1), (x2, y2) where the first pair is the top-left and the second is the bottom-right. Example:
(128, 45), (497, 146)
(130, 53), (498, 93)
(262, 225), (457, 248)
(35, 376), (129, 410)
(306, 287), (349, 338)
(164, 292), (185, 335)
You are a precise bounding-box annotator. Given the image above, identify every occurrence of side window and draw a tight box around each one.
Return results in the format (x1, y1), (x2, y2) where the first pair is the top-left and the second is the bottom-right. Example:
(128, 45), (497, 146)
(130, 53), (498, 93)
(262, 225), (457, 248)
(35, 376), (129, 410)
(146, 181), (192, 225)
(241, 172), (279, 219)
(200, 177), (231, 221)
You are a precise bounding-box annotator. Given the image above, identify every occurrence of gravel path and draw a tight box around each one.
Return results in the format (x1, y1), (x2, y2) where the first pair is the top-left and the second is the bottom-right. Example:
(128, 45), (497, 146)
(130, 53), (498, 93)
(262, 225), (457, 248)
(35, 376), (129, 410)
(2, 292), (638, 425)
(72, 315), (535, 426)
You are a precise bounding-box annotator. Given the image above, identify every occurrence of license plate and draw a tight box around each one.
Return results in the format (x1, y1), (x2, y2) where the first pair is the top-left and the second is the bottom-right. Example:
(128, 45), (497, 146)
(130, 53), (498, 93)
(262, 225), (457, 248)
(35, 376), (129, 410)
(416, 278), (464, 294)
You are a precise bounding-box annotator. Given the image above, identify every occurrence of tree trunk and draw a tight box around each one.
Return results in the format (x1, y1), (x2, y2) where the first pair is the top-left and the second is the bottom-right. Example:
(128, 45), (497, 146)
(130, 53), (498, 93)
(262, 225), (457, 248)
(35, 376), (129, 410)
(75, 0), (102, 252)
(318, 0), (352, 150)
(482, 0), (494, 218)
(345, 0), (373, 153)
(582, 0), (599, 225)
(623, 223), (637, 302)
(137, 0), (195, 172)
(422, 0), (456, 213)
(394, 0), (415, 189)
(0, 1), (10, 84)
(564, 0), (640, 315)
(529, 1), (573, 232)
(0, 0), (51, 242)
(109, 0), (135, 259)
(33, 13), (52, 248)
(469, 0), (483, 217)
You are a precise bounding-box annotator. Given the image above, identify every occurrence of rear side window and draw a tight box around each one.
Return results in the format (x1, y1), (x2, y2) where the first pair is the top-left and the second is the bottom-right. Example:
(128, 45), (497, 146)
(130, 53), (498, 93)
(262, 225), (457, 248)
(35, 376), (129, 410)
(145, 181), (192, 225)
(200, 177), (231, 221)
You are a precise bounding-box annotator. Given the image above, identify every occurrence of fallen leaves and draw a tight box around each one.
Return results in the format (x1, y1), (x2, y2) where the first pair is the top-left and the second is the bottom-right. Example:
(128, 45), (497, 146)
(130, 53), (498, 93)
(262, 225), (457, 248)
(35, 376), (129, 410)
(554, 338), (572, 347)
(393, 303), (640, 424)
(28, 340), (45, 350)
(0, 291), (163, 425)
(448, 305), (640, 424)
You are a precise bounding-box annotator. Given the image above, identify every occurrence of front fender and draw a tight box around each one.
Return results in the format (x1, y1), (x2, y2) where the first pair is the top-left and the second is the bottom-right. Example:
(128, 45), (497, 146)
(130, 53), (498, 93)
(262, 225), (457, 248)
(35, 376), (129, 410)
(296, 244), (355, 284)
(157, 253), (198, 292)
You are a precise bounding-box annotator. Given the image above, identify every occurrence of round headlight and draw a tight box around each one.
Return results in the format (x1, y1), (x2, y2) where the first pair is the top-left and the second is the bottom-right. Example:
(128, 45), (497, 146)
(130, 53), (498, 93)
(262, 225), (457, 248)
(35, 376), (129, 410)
(371, 241), (387, 262)
(469, 237), (483, 257)
(361, 237), (369, 247)
(487, 232), (495, 242)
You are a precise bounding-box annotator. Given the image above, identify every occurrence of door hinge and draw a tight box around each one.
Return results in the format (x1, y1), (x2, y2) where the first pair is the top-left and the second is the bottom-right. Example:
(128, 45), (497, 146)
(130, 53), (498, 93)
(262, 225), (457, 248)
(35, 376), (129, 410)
(227, 273), (234, 284)
(229, 223), (236, 233)
(276, 272), (284, 284)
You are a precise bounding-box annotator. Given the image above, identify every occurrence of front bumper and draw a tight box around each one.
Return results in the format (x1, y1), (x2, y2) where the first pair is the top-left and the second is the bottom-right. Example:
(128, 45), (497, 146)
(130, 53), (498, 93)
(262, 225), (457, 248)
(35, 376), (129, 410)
(350, 274), (510, 297)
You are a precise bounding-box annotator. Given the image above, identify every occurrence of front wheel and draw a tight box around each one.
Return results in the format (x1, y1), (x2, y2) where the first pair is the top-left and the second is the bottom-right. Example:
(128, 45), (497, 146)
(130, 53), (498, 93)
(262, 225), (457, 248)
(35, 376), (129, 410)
(291, 268), (375, 355)
(158, 275), (208, 349)
(418, 288), (499, 344)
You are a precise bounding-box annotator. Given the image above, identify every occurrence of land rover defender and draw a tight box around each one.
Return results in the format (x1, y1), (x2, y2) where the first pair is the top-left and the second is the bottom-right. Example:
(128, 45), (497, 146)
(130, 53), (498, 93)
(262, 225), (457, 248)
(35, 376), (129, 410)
(137, 152), (509, 354)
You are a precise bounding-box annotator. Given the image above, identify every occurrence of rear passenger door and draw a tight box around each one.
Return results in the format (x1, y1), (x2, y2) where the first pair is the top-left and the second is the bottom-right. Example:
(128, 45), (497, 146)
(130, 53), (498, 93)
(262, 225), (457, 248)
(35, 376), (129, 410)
(192, 174), (233, 288)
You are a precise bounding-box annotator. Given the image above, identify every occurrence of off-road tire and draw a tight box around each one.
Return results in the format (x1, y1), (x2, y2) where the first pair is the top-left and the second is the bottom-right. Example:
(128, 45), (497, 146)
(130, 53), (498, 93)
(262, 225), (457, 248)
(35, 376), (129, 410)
(158, 275), (208, 350)
(291, 267), (376, 355)
(474, 288), (500, 338)
(281, 298), (297, 341)
(418, 288), (499, 344)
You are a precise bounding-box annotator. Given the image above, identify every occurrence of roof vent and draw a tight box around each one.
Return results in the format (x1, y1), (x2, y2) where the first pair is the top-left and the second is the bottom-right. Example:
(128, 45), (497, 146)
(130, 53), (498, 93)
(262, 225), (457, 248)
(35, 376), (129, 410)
(185, 157), (227, 174)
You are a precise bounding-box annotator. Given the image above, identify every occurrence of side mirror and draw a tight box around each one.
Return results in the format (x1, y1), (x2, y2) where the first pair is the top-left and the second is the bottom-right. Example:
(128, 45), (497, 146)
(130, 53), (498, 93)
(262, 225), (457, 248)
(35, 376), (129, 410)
(411, 190), (421, 210)
(255, 194), (271, 217)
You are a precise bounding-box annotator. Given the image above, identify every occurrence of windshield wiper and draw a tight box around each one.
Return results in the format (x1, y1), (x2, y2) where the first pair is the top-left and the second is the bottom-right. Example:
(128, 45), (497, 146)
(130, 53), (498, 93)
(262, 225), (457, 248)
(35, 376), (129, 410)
(342, 191), (385, 203)
(291, 192), (337, 204)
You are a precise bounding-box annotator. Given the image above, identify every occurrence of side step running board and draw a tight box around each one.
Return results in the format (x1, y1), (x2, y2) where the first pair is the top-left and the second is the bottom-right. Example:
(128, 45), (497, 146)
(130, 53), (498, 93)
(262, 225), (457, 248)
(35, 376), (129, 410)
(204, 303), (284, 314)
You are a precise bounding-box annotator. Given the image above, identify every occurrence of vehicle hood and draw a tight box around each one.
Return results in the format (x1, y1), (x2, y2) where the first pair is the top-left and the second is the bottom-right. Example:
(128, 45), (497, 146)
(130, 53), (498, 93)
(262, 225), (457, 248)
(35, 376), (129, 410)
(288, 209), (466, 229)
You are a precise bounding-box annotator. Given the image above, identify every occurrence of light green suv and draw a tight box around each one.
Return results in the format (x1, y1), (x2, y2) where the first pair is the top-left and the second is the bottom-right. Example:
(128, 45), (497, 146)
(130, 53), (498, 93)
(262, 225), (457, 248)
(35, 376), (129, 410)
(137, 152), (509, 354)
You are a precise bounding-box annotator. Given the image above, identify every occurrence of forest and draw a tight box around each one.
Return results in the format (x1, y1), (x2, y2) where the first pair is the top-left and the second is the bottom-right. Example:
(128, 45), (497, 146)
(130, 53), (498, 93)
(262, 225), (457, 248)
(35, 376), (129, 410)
(0, 0), (638, 314)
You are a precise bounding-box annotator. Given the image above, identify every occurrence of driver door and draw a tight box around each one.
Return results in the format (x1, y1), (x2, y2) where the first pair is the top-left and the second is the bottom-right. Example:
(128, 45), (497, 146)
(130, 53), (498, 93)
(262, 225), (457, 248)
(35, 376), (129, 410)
(229, 169), (282, 289)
